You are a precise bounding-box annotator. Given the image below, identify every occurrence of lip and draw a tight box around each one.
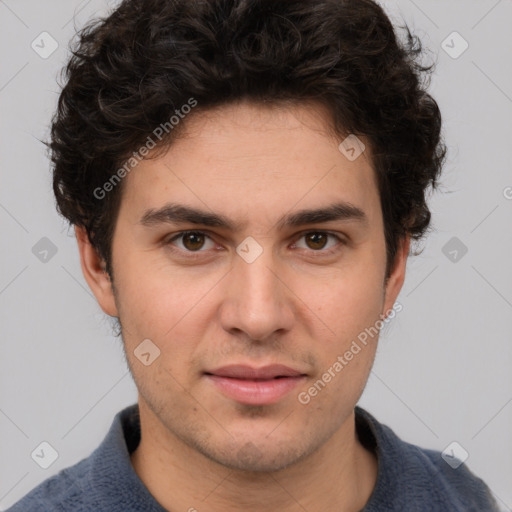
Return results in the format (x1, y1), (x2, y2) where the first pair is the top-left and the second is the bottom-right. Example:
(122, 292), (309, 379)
(204, 364), (307, 405)
(206, 364), (304, 379)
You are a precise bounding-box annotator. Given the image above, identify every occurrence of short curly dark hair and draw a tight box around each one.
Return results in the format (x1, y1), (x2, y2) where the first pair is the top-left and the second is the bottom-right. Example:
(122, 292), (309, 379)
(51, 0), (445, 278)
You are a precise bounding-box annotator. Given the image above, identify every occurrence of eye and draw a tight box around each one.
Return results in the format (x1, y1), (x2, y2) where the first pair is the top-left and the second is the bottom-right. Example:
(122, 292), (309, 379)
(293, 231), (344, 253)
(164, 230), (345, 259)
(166, 231), (216, 252)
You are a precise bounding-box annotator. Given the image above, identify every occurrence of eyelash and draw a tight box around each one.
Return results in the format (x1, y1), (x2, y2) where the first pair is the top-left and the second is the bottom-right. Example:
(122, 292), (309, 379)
(164, 230), (346, 259)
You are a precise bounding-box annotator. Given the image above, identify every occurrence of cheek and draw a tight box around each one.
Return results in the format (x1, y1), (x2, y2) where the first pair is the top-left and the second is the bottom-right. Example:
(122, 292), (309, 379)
(112, 252), (222, 360)
(114, 267), (207, 400)
(113, 250), (174, 324)
(294, 263), (385, 342)
(293, 271), (382, 411)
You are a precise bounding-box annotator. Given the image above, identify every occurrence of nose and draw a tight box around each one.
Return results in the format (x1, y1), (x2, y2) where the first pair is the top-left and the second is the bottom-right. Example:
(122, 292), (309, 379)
(218, 246), (295, 342)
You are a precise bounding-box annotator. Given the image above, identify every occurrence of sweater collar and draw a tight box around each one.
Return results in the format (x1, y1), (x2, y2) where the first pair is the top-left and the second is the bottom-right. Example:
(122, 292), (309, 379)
(88, 404), (168, 511)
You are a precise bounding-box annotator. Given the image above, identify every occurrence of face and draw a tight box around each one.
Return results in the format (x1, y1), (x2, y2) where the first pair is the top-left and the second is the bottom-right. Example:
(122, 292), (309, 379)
(80, 101), (408, 472)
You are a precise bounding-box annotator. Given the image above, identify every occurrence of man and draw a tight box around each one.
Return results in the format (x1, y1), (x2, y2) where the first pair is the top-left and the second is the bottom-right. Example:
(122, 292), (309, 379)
(7, 0), (500, 510)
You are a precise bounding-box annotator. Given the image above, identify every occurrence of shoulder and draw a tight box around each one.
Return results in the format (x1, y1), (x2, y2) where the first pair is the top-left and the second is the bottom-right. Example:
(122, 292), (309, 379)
(404, 443), (499, 511)
(5, 458), (93, 512)
(424, 446), (499, 506)
(355, 406), (500, 511)
(5, 404), (146, 512)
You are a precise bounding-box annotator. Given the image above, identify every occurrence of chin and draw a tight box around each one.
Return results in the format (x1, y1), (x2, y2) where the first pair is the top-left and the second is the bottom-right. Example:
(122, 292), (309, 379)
(194, 435), (312, 473)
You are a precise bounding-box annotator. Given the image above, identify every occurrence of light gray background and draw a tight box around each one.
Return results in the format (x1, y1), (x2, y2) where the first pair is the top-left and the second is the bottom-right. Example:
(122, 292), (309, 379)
(1, 0), (511, 510)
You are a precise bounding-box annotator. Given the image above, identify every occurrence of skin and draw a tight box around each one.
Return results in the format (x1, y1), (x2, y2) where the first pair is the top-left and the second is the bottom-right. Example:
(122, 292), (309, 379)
(77, 100), (410, 512)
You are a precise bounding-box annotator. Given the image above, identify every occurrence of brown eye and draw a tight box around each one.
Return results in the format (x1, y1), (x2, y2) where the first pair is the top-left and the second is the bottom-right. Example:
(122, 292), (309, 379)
(294, 231), (343, 254)
(305, 232), (328, 250)
(167, 231), (215, 253)
(181, 232), (205, 251)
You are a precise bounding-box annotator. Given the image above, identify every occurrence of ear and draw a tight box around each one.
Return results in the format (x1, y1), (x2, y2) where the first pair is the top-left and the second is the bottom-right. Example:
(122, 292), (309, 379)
(75, 226), (118, 317)
(381, 235), (410, 318)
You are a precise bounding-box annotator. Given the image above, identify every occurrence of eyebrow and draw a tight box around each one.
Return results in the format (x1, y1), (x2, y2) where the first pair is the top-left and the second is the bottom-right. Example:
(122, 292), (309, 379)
(139, 201), (369, 231)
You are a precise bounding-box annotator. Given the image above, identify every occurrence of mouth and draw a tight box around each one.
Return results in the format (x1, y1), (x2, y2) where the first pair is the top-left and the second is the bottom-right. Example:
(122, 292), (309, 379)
(204, 364), (307, 405)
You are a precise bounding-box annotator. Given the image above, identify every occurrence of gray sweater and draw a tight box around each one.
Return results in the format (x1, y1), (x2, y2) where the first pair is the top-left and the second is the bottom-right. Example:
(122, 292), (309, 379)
(6, 404), (500, 511)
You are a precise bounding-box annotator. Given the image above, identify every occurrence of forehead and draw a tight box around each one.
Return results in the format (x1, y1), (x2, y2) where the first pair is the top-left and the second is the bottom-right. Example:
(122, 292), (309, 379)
(119, 101), (382, 231)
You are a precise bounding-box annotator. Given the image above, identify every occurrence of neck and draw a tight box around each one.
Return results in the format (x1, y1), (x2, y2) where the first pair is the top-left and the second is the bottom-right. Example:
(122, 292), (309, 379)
(130, 401), (377, 512)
